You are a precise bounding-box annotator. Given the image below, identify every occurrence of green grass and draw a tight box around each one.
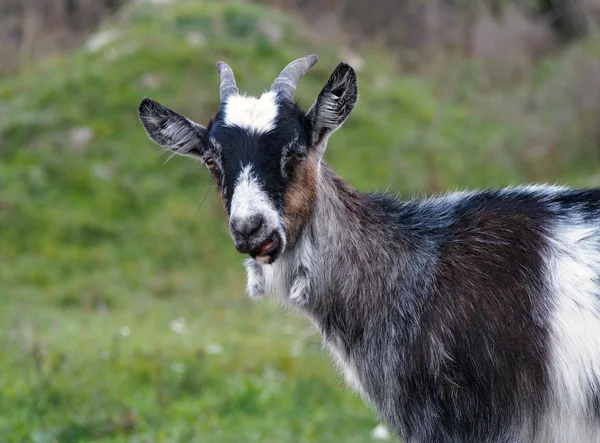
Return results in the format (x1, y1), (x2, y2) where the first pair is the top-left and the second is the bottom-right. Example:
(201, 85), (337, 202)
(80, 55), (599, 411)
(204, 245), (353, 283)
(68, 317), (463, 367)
(2, 0), (600, 441)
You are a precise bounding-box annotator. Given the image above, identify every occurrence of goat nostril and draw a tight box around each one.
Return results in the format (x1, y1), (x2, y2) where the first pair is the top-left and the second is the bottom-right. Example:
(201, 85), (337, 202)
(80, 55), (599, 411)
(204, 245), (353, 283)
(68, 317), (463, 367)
(247, 217), (263, 236)
(232, 216), (264, 239)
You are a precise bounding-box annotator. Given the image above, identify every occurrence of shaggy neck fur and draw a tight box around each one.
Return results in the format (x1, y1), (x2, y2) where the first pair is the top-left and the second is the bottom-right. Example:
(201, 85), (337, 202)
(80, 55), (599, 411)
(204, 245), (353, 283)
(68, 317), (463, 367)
(289, 162), (421, 311)
(241, 155), (600, 441)
(266, 162), (428, 406)
(262, 163), (559, 440)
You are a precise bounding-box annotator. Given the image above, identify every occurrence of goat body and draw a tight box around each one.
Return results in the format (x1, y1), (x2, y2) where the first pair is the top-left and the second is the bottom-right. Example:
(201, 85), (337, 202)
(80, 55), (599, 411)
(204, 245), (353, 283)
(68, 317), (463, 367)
(251, 167), (600, 442)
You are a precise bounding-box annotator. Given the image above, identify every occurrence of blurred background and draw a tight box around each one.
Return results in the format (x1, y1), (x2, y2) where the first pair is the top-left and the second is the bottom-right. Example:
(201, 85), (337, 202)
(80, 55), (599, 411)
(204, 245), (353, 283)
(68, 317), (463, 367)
(1, 0), (600, 441)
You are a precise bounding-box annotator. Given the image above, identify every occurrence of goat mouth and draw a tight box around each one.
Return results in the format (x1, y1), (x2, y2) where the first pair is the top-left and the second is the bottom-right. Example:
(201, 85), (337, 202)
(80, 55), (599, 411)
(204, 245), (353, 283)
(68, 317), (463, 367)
(250, 233), (281, 264)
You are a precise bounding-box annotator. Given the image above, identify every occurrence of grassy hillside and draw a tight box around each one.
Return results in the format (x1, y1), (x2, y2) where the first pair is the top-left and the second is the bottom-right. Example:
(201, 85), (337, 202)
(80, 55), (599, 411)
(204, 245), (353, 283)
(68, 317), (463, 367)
(1, 0), (600, 441)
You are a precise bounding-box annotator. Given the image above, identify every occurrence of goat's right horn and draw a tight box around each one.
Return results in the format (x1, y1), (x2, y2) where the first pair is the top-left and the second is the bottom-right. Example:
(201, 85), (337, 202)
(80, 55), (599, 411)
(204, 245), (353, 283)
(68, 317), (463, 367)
(270, 54), (318, 102)
(216, 61), (238, 102)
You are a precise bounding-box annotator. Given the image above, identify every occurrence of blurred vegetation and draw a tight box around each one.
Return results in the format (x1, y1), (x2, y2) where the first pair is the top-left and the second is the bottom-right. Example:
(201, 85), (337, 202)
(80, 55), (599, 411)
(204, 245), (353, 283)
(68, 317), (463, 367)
(0, 0), (125, 74)
(1, 0), (600, 441)
(261, 0), (598, 53)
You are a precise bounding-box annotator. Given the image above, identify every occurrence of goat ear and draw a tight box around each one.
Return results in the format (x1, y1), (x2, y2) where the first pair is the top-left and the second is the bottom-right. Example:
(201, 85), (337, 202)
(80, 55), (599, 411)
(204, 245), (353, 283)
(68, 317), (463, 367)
(138, 98), (206, 159)
(306, 62), (358, 149)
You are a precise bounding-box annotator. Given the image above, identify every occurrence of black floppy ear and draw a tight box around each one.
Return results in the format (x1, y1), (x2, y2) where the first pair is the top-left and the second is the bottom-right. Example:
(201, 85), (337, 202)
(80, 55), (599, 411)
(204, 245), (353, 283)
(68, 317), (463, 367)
(138, 98), (206, 158)
(306, 62), (358, 148)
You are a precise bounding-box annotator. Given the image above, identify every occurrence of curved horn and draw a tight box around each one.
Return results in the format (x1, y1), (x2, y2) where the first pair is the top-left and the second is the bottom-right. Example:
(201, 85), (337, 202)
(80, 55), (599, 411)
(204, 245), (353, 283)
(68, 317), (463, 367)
(216, 61), (238, 102)
(270, 54), (318, 102)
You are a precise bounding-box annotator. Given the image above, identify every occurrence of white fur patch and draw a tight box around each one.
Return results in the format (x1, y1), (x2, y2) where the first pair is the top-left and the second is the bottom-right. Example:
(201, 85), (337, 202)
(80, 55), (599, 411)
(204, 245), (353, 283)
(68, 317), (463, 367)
(327, 337), (368, 400)
(289, 277), (309, 305)
(230, 165), (280, 230)
(542, 223), (600, 442)
(223, 91), (278, 134)
(244, 259), (265, 299)
(289, 237), (316, 304)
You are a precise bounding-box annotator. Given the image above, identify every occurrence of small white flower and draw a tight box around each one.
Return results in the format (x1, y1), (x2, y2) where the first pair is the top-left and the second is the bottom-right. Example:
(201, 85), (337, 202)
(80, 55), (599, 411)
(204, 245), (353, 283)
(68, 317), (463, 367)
(119, 326), (131, 337)
(171, 362), (186, 373)
(205, 343), (223, 355)
(169, 318), (186, 334)
(371, 424), (390, 440)
(68, 127), (94, 150)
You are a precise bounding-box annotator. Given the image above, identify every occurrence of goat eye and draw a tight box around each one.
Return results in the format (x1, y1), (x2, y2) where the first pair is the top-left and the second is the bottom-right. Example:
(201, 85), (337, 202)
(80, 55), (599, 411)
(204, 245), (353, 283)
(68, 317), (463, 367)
(295, 152), (306, 161)
(204, 157), (216, 169)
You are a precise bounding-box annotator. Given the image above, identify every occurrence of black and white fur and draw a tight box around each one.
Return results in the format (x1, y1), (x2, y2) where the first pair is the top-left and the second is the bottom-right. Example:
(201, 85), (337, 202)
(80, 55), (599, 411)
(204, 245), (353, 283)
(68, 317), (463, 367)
(139, 57), (600, 442)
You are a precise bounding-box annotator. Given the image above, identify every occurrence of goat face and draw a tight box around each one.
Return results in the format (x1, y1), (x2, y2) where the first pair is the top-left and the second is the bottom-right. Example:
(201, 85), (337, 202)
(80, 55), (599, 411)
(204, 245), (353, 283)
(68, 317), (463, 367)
(138, 56), (358, 264)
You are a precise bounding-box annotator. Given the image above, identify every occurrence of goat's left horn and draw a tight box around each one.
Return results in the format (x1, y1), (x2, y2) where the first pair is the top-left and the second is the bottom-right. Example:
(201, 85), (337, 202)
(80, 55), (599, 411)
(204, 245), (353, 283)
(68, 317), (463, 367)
(216, 61), (238, 102)
(270, 54), (318, 102)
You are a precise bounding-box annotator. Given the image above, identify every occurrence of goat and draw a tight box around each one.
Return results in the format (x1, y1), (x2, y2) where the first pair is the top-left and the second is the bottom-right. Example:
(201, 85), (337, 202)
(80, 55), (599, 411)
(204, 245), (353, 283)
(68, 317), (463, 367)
(138, 55), (600, 442)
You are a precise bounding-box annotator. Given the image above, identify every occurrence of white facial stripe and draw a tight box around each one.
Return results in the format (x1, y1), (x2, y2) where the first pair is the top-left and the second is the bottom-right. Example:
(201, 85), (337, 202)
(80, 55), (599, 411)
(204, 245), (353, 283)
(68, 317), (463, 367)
(230, 165), (270, 218)
(223, 91), (278, 134)
(230, 165), (283, 236)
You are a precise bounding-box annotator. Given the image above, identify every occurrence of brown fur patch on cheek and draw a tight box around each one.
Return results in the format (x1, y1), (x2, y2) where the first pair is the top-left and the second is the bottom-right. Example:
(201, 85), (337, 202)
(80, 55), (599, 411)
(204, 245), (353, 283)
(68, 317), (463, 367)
(284, 154), (318, 244)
